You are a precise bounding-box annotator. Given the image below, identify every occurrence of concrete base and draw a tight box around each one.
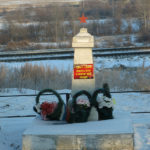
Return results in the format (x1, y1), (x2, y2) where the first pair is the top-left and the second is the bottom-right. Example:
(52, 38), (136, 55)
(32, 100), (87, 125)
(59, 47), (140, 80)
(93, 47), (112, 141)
(22, 112), (134, 150)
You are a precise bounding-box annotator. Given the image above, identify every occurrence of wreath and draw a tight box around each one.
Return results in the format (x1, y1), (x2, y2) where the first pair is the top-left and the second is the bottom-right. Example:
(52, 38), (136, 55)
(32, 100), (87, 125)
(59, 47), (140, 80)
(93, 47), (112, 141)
(92, 83), (113, 120)
(33, 89), (65, 121)
(92, 88), (104, 107)
(67, 90), (92, 123)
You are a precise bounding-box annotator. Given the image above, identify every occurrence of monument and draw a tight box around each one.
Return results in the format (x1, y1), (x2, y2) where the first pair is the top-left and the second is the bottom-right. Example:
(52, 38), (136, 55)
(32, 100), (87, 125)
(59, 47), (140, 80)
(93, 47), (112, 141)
(72, 28), (95, 96)
(22, 28), (134, 150)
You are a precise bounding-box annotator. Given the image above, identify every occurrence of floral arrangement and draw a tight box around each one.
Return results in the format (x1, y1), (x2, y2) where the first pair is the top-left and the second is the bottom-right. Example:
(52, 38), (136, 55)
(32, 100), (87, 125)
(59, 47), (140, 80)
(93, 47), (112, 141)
(66, 91), (92, 123)
(92, 83), (114, 120)
(40, 101), (57, 120)
(33, 86), (114, 123)
(33, 89), (64, 121)
(97, 95), (113, 109)
(76, 98), (90, 108)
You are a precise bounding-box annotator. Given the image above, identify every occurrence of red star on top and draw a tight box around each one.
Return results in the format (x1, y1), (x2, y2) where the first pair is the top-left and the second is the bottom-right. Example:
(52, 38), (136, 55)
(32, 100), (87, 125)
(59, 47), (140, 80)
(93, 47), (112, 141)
(79, 13), (88, 23)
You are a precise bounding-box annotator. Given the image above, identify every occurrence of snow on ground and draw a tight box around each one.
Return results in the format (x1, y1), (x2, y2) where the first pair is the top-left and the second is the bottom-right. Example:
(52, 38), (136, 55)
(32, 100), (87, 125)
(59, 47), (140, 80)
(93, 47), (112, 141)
(132, 113), (150, 150)
(31, 41), (70, 48)
(95, 55), (150, 69)
(0, 0), (81, 6)
(1, 55), (150, 71)
(113, 92), (150, 113)
(0, 117), (33, 150)
(95, 34), (144, 48)
(0, 88), (36, 95)
(0, 88), (150, 150)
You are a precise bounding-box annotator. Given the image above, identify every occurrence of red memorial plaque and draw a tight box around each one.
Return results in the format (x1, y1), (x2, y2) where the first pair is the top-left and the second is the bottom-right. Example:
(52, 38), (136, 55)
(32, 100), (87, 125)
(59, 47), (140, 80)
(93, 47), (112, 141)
(74, 64), (94, 79)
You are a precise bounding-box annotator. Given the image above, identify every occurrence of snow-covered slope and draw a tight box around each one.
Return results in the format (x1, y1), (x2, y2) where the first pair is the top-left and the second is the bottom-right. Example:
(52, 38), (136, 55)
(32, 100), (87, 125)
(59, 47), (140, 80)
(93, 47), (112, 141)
(0, 0), (81, 7)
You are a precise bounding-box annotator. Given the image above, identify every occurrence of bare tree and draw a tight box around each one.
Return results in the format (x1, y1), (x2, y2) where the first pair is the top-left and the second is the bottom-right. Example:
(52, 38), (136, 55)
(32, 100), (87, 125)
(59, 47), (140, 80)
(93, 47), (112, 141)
(136, 0), (150, 31)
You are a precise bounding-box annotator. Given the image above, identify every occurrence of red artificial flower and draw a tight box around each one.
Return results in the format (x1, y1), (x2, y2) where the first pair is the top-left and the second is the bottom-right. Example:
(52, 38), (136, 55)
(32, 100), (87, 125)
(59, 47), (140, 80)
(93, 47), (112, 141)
(41, 102), (57, 120)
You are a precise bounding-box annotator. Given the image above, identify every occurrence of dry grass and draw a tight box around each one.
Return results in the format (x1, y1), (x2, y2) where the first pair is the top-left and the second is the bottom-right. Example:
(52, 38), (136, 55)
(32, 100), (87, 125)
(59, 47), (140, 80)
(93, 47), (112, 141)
(0, 64), (150, 91)
(95, 67), (150, 91)
(6, 40), (30, 50)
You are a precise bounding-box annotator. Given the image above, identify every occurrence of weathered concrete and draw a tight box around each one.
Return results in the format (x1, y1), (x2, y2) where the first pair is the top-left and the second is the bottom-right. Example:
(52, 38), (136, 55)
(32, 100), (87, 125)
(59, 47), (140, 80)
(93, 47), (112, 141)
(23, 134), (133, 150)
(71, 28), (95, 96)
(22, 112), (134, 150)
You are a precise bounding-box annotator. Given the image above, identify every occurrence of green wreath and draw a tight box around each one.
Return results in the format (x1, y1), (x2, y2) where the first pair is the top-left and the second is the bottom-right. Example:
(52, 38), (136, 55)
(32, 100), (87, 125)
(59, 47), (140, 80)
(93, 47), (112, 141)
(92, 86), (113, 120)
(92, 88), (104, 107)
(68, 90), (92, 123)
(34, 89), (64, 120)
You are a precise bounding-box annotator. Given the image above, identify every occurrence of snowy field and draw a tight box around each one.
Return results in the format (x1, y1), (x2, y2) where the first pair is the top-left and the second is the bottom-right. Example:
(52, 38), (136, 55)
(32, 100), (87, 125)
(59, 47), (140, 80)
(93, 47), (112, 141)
(1, 55), (150, 71)
(0, 88), (150, 150)
(0, 0), (81, 6)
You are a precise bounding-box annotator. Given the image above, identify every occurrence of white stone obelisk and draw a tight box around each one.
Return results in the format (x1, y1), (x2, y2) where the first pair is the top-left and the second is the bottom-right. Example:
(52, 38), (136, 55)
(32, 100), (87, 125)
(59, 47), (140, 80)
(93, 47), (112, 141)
(71, 28), (95, 96)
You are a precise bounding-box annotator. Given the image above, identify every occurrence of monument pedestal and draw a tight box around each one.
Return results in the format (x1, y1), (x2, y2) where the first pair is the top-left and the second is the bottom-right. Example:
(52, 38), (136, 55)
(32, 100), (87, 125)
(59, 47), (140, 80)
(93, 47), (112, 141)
(22, 112), (134, 150)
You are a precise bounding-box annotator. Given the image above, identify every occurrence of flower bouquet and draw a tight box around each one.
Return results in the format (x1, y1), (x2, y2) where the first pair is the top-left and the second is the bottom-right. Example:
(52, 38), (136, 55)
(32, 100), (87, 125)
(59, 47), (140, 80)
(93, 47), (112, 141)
(76, 97), (90, 108)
